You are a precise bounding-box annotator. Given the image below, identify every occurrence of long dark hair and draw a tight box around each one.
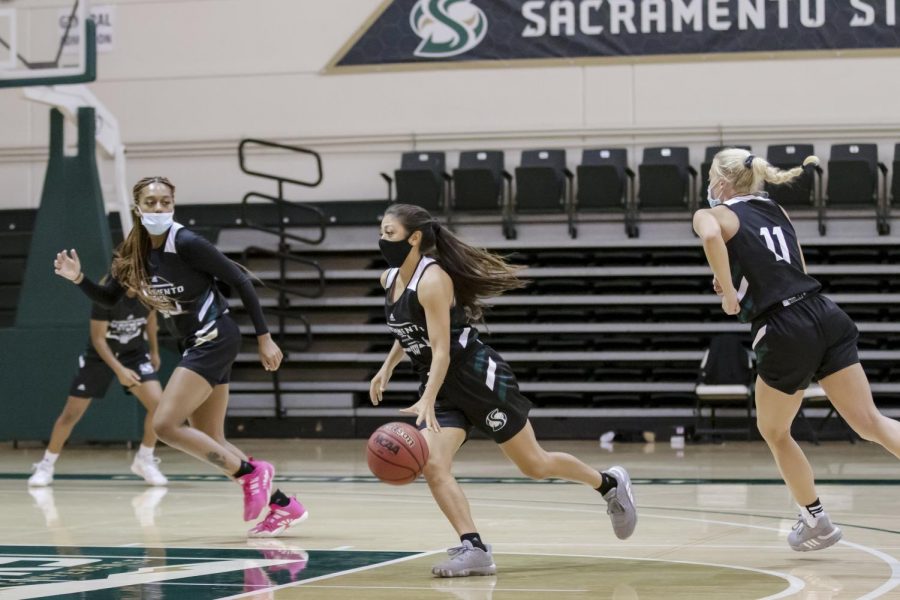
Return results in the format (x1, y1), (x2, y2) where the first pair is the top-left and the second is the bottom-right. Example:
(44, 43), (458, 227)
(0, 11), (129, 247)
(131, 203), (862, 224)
(385, 204), (524, 321)
(111, 176), (176, 312)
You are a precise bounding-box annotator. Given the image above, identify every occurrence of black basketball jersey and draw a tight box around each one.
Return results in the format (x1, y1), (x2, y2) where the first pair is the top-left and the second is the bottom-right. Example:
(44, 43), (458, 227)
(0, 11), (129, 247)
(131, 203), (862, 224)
(145, 224), (236, 346)
(384, 257), (480, 374)
(78, 222), (269, 350)
(85, 295), (150, 358)
(724, 195), (821, 323)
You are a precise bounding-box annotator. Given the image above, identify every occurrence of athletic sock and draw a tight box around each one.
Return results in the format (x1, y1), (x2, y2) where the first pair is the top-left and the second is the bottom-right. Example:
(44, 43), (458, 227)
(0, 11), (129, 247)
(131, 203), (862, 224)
(137, 445), (154, 459)
(42, 451), (59, 466)
(801, 498), (824, 525)
(597, 472), (617, 496)
(460, 532), (487, 552)
(269, 489), (291, 507)
(233, 460), (255, 478)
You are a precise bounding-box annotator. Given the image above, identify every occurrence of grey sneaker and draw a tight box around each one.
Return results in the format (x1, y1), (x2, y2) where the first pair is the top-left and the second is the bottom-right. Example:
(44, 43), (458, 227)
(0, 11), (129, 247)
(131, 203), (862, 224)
(432, 540), (496, 578)
(788, 513), (843, 552)
(602, 465), (637, 540)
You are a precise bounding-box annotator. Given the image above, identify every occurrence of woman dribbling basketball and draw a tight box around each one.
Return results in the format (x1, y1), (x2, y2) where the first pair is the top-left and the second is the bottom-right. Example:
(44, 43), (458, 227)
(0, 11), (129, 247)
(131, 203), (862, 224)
(370, 203), (638, 577)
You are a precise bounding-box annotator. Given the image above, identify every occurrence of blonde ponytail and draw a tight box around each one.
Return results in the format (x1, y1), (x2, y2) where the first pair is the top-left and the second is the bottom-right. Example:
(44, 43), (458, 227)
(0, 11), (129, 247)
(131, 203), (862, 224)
(711, 148), (818, 195)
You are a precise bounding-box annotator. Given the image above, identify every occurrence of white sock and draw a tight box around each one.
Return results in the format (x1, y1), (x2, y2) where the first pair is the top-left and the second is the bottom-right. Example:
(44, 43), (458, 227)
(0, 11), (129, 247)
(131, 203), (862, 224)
(42, 451), (59, 466)
(800, 505), (821, 527)
(137, 445), (155, 459)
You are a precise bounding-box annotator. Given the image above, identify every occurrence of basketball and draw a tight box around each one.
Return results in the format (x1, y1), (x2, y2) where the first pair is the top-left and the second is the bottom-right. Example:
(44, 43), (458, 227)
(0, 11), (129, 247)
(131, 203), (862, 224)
(366, 422), (429, 485)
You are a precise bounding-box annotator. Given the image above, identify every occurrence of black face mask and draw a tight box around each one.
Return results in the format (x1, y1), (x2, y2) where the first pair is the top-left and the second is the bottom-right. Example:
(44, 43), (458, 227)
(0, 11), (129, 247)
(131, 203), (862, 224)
(379, 234), (414, 268)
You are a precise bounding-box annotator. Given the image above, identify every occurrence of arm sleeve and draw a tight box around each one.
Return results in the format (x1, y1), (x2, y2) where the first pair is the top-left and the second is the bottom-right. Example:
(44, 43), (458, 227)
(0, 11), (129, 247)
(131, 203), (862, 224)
(77, 275), (126, 308)
(178, 231), (269, 336)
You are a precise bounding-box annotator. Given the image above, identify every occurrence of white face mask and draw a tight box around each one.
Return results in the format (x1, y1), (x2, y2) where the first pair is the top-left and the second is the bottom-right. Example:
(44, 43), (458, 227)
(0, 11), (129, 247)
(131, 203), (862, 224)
(138, 210), (174, 235)
(707, 183), (724, 208)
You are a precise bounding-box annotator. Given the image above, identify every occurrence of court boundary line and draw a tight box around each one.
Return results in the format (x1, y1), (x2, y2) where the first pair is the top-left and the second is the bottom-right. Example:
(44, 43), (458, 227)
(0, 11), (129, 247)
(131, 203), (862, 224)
(500, 551), (804, 600)
(218, 550), (443, 600)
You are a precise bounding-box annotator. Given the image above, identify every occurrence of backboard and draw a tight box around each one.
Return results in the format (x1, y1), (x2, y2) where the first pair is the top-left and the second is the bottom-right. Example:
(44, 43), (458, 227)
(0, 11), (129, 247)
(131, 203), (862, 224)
(0, 0), (96, 88)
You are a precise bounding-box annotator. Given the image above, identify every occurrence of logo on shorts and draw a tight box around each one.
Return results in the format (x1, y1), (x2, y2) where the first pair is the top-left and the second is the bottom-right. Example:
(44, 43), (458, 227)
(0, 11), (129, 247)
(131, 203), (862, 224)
(139, 362), (154, 375)
(486, 408), (507, 432)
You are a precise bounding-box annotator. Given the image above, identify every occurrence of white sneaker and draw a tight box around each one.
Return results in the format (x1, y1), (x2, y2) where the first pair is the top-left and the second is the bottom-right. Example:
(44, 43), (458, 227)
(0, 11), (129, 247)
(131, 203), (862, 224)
(131, 455), (168, 486)
(28, 461), (54, 487)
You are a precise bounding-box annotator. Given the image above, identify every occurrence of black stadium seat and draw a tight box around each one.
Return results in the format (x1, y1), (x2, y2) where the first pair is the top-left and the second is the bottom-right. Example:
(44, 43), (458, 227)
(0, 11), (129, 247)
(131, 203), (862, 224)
(451, 150), (513, 237)
(637, 146), (696, 212)
(765, 144), (816, 208)
(381, 151), (449, 213)
(576, 148), (637, 237)
(826, 143), (889, 234)
(513, 149), (576, 238)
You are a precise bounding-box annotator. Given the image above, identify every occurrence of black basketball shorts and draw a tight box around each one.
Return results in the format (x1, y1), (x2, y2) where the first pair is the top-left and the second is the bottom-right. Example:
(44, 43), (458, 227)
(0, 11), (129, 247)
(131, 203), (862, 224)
(417, 344), (532, 444)
(179, 315), (242, 387)
(751, 294), (859, 395)
(69, 351), (158, 399)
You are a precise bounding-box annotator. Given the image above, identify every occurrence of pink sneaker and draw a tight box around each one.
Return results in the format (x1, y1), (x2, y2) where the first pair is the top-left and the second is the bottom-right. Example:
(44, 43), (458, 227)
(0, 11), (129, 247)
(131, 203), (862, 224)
(238, 460), (274, 521)
(248, 497), (309, 538)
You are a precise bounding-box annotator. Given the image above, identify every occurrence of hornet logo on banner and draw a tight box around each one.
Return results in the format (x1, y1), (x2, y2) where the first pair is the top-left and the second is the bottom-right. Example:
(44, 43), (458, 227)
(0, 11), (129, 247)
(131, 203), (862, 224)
(410, 0), (487, 58)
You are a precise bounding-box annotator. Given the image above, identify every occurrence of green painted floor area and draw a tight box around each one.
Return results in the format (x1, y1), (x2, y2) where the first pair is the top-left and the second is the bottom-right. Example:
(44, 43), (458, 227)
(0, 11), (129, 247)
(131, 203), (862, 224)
(0, 545), (416, 599)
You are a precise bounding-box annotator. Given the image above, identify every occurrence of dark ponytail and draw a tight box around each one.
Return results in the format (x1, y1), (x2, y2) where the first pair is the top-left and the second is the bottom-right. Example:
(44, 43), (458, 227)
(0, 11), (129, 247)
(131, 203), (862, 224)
(385, 204), (524, 321)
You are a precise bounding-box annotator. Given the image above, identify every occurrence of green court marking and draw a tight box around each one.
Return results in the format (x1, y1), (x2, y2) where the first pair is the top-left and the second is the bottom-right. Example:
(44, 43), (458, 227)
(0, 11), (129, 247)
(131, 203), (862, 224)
(1, 472), (899, 486)
(0, 545), (413, 599)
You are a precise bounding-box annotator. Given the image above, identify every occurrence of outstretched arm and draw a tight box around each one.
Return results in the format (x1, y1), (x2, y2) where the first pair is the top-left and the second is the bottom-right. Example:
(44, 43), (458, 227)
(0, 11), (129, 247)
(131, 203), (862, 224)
(54, 249), (125, 307)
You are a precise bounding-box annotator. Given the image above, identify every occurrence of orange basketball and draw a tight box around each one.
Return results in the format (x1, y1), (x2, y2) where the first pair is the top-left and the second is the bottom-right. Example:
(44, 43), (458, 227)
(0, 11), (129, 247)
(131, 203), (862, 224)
(366, 422), (429, 485)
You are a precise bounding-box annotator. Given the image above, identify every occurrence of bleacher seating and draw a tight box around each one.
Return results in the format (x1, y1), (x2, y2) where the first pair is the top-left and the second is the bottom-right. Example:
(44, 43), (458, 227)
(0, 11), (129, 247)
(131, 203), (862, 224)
(5, 139), (900, 440)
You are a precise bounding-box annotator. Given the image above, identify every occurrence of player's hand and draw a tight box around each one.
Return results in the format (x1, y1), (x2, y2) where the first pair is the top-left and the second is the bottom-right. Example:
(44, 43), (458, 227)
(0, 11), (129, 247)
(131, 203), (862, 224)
(116, 368), (142, 389)
(400, 397), (440, 433)
(721, 289), (740, 315)
(712, 277), (724, 296)
(258, 334), (283, 371)
(369, 367), (393, 406)
(150, 352), (161, 371)
(54, 249), (82, 282)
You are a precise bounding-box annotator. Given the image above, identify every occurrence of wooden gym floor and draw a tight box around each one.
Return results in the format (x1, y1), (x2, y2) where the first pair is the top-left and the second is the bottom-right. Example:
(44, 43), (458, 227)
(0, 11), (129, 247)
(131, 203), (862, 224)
(0, 438), (898, 599)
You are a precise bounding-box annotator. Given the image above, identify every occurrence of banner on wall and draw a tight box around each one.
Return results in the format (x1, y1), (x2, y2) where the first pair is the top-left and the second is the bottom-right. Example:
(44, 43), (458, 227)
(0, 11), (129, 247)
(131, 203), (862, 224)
(329, 0), (900, 69)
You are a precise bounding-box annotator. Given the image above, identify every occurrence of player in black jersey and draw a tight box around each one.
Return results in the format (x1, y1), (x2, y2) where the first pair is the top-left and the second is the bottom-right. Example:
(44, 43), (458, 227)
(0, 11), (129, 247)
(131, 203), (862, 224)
(53, 176), (307, 538)
(371, 204), (637, 577)
(28, 291), (167, 488)
(694, 148), (900, 552)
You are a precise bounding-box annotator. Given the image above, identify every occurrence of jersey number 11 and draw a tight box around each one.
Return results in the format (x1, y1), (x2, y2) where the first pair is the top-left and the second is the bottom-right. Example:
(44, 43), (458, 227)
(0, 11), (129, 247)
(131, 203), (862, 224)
(760, 226), (791, 264)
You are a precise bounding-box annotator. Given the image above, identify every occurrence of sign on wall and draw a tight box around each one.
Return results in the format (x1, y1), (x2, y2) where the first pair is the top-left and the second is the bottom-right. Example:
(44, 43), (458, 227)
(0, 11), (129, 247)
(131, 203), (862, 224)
(329, 0), (900, 69)
(59, 5), (114, 54)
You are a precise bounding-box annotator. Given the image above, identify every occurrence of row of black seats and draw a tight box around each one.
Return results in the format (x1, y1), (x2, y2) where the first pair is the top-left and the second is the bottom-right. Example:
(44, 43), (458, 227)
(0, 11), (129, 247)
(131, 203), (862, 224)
(382, 144), (899, 238)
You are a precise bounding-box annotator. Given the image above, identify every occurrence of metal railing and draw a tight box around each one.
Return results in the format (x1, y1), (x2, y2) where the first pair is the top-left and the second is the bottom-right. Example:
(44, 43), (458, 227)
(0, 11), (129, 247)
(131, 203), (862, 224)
(238, 138), (327, 417)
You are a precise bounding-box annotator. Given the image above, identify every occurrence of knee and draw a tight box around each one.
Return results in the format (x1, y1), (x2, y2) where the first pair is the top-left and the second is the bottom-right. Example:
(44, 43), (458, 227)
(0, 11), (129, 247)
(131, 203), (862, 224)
(423, 459), (452, 484)
(151, 414), (179, 442)
(757, 421), (792, 445)
(852, 415), (883, 443)
(517, 455), (552, 481)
